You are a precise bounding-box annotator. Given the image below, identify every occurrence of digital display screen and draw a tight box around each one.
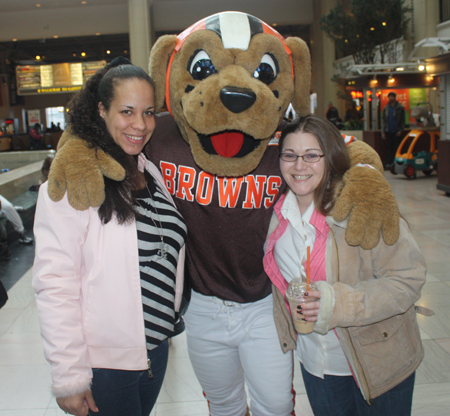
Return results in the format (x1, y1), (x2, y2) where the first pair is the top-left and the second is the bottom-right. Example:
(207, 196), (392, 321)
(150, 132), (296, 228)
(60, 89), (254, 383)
(16, 61), (106, 95)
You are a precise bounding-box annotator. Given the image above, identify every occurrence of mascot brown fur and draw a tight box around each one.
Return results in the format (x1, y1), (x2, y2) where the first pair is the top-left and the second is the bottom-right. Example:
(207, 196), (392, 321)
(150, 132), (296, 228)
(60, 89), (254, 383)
(47, 12), (400, 414)
(48, 12), (398, 249)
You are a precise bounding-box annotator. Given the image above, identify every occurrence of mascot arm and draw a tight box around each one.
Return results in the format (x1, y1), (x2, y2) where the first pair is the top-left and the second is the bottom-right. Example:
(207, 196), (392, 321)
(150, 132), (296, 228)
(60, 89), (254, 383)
(333, 141), (400, 250)
(47, 129), (125, 211)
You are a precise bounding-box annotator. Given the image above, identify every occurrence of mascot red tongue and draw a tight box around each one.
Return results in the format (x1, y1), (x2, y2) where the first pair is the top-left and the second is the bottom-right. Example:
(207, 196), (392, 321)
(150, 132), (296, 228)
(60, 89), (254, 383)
(211, 132), (244, 157)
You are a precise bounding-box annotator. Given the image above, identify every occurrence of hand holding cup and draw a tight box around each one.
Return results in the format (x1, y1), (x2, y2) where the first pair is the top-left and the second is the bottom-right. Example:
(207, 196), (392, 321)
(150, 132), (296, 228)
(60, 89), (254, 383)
(296, 289), (321, 322)
(285, 279), (320, 334)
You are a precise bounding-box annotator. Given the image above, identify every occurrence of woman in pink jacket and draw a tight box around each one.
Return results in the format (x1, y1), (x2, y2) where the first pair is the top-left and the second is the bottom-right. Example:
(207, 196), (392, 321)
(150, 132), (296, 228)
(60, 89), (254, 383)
(263, 115), (426, 416)
(33, 58), (186, 416)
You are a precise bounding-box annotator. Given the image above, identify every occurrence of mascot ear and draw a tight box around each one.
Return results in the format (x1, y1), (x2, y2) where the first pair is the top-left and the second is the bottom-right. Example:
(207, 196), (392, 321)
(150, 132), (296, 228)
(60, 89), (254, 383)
(149, 35), (177, 113)
(286, 37), (311, 117)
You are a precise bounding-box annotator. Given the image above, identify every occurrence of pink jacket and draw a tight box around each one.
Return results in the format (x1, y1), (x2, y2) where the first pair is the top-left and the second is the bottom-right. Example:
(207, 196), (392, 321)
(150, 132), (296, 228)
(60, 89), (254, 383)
(32, 154), (185, 398)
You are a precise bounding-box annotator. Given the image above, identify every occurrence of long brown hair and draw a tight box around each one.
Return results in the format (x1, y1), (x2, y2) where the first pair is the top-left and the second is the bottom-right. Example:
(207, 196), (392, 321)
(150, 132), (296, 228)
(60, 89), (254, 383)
(279, 115), (351, 215)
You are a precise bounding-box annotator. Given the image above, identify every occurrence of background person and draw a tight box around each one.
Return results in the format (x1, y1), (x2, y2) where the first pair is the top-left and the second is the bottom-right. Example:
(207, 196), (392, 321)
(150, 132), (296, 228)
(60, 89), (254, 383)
(325, 101), (342, 129)
(0, 199), (11, 262)
(32, 58), (187, 416)
(264, 115), (427, 416)
(381, 92), (405, 169)
(29, 153), (55, 192)
(29, 123), (43, 150)
(0, 194), (33, 245)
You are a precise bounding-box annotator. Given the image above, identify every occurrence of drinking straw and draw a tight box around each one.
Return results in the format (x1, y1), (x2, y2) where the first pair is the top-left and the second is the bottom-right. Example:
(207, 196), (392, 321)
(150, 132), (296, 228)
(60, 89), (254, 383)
(306, 246), (310, 290)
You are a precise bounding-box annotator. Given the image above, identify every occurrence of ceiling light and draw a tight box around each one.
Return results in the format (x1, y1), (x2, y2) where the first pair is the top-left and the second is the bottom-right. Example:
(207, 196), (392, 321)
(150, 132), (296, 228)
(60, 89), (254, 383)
(53, 35), (58, 39)
(106, 50), (111, 54)
(36, 3), (41, 7)
(81, 1), (87, 4)
(95, 33), (101, 36)
(396, 67), (404, 71)
(36, 55), (41, 60)
(12, 38), (17, 42)
(272, 23), (277, 27)
(370, 27), (375, 31)
(388, 75), (394, 83)
(418, 64), (425, 71)
(81, 52), (86, 57)
(382, 22), (387, 26)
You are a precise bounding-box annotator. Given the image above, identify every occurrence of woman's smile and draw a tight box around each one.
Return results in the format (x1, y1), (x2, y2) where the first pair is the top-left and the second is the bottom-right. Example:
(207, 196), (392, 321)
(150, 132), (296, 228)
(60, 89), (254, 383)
(280, 131), (325, 214)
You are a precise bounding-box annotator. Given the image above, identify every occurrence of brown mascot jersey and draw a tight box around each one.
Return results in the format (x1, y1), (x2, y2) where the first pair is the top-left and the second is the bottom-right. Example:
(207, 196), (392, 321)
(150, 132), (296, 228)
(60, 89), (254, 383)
(146, 113), (286, 303)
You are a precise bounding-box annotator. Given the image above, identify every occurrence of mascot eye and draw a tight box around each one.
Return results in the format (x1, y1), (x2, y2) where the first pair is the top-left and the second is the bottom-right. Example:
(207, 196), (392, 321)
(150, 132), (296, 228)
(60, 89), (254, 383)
(189, 50), (217, 80)
(253, 54), (278, 85)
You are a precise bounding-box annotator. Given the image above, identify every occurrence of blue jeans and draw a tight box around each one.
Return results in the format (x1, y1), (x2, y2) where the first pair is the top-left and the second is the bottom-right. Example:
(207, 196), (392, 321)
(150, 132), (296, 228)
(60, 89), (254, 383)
(301, 363), (415, 416)
(89, 339), (169, 416)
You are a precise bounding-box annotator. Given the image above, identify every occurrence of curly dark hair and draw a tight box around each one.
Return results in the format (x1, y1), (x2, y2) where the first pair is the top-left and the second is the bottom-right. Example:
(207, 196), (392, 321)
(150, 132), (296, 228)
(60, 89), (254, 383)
(279, 115), (351, 215)
(67, 59), (155, 224)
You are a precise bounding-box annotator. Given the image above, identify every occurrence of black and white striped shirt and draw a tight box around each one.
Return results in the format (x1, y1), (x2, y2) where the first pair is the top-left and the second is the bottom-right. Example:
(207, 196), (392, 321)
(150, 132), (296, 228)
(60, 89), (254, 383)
(133, 170), (187, 351)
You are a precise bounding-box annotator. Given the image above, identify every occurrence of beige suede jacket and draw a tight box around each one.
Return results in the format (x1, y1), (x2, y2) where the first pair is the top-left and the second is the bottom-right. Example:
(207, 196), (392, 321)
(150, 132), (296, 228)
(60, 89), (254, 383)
(267, 214), (430, 405)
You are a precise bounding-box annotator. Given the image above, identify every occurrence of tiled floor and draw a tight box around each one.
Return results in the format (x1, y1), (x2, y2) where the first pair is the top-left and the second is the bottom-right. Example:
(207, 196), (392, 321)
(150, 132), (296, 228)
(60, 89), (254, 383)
(1, 171), (450, 416)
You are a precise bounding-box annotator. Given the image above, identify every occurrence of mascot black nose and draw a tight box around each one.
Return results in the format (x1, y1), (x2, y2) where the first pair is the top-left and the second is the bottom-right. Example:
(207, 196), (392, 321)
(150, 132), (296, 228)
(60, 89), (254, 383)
(220, 86), (256, 113)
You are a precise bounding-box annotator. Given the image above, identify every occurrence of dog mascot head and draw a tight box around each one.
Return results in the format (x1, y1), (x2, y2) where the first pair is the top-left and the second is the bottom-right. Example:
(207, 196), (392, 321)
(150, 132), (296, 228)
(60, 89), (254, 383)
(150, 11), (311, 176)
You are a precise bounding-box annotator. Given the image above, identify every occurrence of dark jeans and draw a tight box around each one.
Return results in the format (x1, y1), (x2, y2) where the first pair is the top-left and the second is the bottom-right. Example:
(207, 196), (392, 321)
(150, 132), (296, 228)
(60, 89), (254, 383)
(29, 137), (43, 150)
(385, 131), (402, 166)
(301, 363), (415, 416)
(89, 339), (169, 416)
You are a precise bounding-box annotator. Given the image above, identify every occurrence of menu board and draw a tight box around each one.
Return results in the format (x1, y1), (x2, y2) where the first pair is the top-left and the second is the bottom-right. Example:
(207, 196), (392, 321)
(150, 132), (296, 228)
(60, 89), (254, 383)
(16, 61), (106, 95)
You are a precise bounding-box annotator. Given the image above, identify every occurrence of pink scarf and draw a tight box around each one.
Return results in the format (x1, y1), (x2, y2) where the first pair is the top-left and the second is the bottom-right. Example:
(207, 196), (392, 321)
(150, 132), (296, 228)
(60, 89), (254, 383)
(303, 209), (329, 283)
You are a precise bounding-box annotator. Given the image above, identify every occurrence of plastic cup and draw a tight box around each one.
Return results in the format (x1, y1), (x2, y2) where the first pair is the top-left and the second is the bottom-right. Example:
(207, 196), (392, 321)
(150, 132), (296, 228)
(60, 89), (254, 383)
(285, 278), (318, 334)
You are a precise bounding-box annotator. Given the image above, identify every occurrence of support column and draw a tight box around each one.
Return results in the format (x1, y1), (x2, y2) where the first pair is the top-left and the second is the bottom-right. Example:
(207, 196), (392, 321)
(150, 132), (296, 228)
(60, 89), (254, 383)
(413, 0), (440, 58)
(128, 0), (153, 72)
(311, 0), (345, 119)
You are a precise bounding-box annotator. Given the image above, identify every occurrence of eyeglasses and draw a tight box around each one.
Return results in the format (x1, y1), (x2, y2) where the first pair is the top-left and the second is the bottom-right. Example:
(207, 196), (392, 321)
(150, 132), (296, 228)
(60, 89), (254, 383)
(279, 153), (325, 163)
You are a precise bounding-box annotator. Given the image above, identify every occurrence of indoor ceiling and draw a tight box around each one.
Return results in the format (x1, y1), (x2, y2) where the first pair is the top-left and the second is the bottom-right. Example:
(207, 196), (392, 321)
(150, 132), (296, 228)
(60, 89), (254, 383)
(0, 0), (127, 13)
(0, 34), (131, 65)
(0, 0), (265, 14)
(0, 0), (311, 66)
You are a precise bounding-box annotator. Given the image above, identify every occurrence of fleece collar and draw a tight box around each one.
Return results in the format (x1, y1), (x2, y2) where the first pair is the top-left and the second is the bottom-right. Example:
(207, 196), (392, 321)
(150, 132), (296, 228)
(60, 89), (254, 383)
(326, 214), (348, 230)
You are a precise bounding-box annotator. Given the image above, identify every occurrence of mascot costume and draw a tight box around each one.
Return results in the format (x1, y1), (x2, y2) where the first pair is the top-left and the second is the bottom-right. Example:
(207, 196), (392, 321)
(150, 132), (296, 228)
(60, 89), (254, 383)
(47, 12), (400, 416)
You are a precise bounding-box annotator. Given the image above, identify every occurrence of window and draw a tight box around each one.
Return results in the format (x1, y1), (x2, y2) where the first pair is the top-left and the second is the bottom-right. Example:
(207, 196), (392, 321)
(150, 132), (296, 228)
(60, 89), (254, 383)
(45, 106), (65, 131)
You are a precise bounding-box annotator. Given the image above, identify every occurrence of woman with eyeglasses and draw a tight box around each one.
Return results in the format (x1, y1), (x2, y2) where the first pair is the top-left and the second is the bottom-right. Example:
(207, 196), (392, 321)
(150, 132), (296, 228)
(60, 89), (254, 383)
(263, 115), (427, 416)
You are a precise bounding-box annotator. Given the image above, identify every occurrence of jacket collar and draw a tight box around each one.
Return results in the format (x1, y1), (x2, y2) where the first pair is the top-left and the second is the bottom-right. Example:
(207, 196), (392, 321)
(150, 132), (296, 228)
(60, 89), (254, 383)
(276, 191), (339, 234)
(310, 209), (329, 236)
(326, 214), (348, 229)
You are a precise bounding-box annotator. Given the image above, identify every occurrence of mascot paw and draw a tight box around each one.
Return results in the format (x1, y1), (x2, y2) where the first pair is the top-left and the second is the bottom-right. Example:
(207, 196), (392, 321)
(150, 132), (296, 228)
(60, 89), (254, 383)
(347, 140), (384, 173)
(48, 134), (125, 211)
(333, 166), (400, 250)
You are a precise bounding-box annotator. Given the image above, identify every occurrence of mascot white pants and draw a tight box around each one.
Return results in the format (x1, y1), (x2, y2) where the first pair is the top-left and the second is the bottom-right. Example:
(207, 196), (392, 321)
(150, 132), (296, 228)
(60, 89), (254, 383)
(185, 292), (295, 416)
